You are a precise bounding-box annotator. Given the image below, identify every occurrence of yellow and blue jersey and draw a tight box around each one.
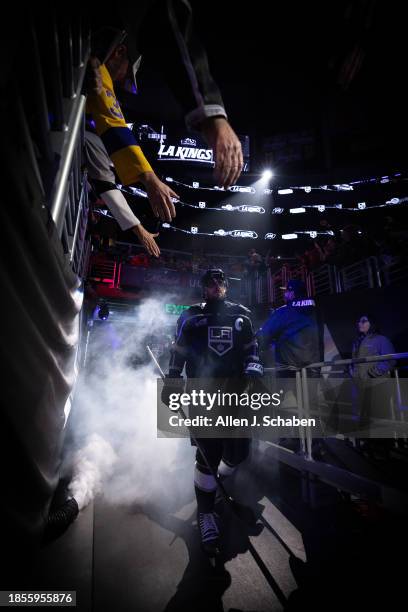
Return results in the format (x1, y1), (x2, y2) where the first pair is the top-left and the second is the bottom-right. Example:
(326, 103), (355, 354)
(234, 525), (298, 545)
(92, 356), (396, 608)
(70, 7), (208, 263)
(86, 64), (152, 185)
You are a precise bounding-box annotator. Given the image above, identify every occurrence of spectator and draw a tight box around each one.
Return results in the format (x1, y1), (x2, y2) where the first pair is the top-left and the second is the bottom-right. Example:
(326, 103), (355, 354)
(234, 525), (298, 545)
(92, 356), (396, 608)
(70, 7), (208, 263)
(321, 237), (338, 264)
(257, 279), (321, 370)
(265, 251), (282, 273)
(350, 314), (396, 433)
(86, 7), (245, 234)
(85, 28), (180, 256)
(85, 131), (162, 257)
(191, 252), (200, 274)
(302, 243), (323, 270)
(350, 314), (395, 381)
(119, 2), (244, 189)
(257, 279), (321, 451)
(335, 225), (369, 266)
(245, 249), (264, 275)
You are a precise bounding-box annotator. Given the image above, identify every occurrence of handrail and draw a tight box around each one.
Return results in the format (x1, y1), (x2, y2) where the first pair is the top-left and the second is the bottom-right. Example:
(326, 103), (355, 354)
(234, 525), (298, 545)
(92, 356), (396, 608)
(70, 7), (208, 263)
(261, 350), (408, 506)
(50, 93), (87, 234)
(304, 352), (408, 371)
(264, 352), (408, 374)
(50, 46), (90, 235)
(70, 180), (87, 264)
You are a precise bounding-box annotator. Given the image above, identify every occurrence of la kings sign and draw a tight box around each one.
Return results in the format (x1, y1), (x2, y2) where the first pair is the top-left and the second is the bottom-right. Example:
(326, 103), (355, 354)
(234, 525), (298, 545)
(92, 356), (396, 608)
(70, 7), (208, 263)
(158, 144), (213, 163)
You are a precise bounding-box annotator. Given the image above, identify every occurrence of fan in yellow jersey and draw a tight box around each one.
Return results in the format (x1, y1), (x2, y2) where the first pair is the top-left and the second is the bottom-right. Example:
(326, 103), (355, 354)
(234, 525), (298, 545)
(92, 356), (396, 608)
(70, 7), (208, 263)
(85, 20), (245, 254)
(86, 27), (179, 241)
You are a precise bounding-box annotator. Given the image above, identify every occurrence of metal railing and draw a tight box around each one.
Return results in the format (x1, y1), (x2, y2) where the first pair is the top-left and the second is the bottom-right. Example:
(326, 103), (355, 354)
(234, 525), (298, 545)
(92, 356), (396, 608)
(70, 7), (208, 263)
(88, 260), (118, 286)
(339, 256), (377, 292)
(262, 352), (408, 511)
(258, 256), (407, 306)
(27, 11), (91, 278)
(379, 256), (408, 286)
(311, 264), (337, 296)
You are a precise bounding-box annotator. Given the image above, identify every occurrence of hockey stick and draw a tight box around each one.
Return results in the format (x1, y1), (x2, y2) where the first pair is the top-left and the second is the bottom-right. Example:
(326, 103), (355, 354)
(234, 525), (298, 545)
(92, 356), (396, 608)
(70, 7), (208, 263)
(147, 345), (257, 525)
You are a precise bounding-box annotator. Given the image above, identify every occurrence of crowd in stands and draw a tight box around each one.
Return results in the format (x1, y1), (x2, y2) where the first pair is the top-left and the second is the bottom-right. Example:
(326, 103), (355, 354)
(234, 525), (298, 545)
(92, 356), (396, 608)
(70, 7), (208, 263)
(126, 246), (298, 277)
(91, 215), (408, 280)
(127, 249), (247, 275)
(242, 218), (408, 275)
(296, 217), (408, 271)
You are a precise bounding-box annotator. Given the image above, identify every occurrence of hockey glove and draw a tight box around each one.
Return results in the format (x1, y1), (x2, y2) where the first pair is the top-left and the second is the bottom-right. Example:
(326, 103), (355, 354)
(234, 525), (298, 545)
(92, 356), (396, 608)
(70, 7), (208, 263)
(161, 375), (185, 408)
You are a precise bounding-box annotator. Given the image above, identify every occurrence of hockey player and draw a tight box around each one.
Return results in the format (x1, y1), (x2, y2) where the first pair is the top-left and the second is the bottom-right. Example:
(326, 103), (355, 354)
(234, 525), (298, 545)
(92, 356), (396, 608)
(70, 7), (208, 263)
(161, 269), (262, 555)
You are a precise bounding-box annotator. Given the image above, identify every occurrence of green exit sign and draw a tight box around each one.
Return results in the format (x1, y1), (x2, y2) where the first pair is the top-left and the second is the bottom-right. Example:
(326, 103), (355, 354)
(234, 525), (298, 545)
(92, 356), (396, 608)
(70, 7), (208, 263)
(165, 303), (190, 315)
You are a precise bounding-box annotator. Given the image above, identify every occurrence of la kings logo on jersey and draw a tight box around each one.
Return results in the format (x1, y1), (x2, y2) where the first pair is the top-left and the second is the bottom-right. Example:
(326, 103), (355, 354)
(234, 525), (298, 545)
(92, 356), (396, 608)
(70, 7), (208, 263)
(208, 327), (233, 355)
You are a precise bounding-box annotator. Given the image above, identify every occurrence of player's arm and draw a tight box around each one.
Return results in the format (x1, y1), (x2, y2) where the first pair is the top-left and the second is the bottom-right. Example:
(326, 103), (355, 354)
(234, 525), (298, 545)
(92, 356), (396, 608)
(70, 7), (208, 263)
(161, 312), (189, 407)
(168, 312), (189, 377)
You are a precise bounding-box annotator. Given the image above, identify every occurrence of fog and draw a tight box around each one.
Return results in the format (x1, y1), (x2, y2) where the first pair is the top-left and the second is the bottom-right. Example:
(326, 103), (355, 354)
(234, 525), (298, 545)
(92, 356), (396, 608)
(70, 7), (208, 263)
(64, 297), (195, 511)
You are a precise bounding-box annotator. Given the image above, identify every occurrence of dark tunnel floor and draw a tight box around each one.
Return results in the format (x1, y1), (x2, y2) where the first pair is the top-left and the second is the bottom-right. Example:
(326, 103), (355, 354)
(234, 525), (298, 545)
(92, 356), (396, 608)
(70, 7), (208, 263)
(4, 444), (408, 612)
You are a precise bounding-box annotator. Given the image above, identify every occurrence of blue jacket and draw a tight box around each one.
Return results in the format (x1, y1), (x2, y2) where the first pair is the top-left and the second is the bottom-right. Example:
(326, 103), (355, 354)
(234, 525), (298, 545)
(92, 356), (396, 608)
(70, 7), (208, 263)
(257, 299), (320, 367)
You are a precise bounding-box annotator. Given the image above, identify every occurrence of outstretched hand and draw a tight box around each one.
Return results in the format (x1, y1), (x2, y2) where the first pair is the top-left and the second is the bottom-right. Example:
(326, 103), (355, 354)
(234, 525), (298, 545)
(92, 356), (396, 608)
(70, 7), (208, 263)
(139, 172), (179, 223)
(133, 224), (160, 258)
(201, 117), (243, 188)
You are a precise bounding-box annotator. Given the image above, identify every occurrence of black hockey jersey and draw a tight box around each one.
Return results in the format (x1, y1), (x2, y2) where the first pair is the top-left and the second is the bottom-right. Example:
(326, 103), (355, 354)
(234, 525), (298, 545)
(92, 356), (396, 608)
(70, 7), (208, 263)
(168, 300), (262, 378)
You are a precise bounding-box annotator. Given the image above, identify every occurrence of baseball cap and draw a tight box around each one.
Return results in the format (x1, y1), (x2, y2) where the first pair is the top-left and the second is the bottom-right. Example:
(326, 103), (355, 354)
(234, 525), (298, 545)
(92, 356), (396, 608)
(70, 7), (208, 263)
(280, 279), (307, 297)
(91, 27), (141, 93)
